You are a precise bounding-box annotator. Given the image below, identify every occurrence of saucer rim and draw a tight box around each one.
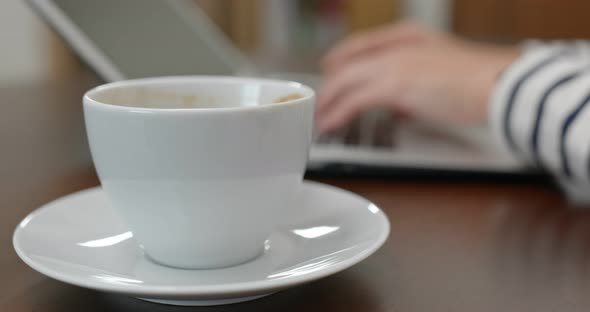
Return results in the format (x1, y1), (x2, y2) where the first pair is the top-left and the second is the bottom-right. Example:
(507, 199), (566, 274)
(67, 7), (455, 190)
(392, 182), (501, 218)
(13, 181), (390, 298)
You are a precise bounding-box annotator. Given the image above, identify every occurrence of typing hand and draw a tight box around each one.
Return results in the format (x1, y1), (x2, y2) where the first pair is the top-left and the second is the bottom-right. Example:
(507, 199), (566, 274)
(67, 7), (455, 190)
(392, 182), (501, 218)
(316, 21), (520, 133)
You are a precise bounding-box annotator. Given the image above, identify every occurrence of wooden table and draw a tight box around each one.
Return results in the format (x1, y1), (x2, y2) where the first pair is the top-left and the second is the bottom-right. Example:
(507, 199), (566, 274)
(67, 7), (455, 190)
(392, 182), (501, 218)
(2, 78), (589, 312)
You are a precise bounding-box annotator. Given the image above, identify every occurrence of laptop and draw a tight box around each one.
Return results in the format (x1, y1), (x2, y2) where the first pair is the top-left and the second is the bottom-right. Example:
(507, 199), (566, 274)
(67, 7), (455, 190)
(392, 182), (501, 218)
(27, 0), (533, 177)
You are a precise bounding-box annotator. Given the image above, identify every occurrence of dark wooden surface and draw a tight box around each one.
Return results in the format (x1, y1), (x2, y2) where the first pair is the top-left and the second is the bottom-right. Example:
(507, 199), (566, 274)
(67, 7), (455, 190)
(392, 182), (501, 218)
(2, 78), (590, 312)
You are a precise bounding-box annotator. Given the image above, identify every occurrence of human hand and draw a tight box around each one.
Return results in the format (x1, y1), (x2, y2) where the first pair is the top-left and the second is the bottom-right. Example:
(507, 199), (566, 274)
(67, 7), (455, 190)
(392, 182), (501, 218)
(316, 21), (521, 133)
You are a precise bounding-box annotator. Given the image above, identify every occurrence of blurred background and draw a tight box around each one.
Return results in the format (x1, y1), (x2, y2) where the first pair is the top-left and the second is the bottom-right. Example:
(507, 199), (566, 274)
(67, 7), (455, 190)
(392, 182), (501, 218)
(5, 0), (590, 87)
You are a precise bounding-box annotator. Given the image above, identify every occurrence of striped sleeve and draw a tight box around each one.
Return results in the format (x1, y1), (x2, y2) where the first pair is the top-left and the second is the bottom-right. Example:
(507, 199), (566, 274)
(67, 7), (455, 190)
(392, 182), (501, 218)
(489, 41), (590, 203)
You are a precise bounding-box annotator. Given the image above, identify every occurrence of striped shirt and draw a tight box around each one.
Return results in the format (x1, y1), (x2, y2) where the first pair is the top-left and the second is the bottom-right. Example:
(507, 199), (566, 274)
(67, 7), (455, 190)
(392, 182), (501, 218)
(490, 41), (590, 203)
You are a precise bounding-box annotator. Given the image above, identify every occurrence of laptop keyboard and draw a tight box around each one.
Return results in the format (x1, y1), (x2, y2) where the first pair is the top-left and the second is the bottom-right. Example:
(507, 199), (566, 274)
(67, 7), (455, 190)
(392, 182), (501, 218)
(316, 111), (397, 149)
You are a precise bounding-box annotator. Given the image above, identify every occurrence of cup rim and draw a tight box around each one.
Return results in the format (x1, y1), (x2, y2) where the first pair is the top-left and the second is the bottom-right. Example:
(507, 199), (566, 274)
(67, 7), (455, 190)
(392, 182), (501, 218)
(83, 75), (315, 113)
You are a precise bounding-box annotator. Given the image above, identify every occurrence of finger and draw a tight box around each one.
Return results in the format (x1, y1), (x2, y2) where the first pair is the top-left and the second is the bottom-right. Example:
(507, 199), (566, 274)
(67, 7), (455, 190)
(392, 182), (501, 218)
(322, 20), (424, 72)
(317, 80), (393, 133)
(316, 56), (383, 117)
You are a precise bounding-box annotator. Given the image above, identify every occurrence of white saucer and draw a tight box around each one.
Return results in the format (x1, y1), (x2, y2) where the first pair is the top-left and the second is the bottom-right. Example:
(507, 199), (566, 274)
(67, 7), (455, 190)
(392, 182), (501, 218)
(13, 181), (389, 306)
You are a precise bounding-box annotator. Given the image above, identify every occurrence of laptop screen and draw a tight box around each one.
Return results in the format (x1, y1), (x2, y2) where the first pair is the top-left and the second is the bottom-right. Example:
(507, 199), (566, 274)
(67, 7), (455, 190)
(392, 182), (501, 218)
(53, 0), (239, 78)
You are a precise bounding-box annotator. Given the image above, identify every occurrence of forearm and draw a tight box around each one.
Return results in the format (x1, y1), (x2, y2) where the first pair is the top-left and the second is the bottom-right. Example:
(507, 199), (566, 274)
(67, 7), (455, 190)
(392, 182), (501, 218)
(490, 41), (590, 203)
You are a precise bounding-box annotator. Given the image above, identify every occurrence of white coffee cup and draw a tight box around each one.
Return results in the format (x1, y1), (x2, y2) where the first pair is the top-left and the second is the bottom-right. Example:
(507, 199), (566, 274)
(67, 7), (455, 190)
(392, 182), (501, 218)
(83, 76), (314, 269)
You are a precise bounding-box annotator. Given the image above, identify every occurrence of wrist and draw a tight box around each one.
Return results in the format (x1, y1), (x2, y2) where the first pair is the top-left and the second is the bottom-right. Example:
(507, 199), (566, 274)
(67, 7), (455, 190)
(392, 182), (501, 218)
(479, 45), (521, 120)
